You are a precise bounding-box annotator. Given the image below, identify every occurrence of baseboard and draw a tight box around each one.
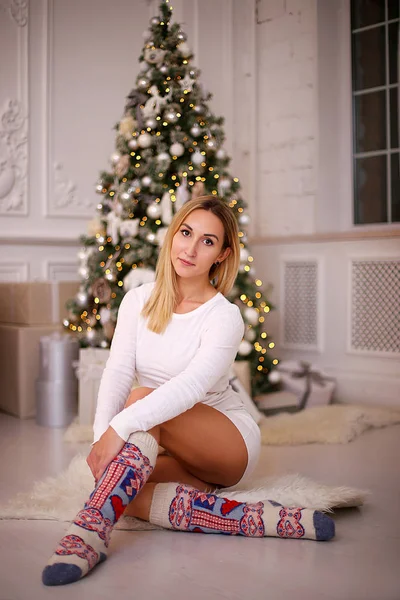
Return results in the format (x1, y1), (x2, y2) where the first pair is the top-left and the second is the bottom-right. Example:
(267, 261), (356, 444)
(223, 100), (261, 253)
(326, 368), (400, 408)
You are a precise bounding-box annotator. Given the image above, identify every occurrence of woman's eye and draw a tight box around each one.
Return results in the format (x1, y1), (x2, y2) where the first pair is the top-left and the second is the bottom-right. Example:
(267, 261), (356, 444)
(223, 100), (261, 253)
(204, 238), (213, 246)
(180, 229), (213, 246)
(181, 229), (190, 236)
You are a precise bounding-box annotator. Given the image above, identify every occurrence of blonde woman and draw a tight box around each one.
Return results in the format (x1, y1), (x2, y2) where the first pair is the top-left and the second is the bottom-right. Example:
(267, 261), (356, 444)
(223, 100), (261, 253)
(43, 196), (334, 586)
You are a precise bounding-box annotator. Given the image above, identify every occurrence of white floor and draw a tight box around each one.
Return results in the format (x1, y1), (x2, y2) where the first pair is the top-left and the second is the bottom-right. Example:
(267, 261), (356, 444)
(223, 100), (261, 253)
(0, 411), (399, 600)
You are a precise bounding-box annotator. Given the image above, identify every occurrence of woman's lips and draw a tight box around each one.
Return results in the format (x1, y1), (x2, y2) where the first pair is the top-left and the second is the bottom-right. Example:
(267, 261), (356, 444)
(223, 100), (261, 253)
(179, 258), (195, 266)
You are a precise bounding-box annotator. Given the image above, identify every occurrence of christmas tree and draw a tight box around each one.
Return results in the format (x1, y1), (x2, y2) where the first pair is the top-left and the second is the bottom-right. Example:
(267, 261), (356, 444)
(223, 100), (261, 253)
(65, 0), (279, 397)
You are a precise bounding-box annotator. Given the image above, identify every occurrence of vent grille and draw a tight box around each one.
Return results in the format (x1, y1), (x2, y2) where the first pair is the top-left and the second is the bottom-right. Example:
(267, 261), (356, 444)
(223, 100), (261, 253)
(283, 260), (318, 347)
(351, 259), (400, 354)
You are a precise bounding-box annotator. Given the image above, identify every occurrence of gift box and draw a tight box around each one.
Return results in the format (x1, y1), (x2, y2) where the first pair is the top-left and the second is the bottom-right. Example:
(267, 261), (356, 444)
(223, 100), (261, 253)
(276, 360), (336, 410)
(75, 348), (140, 426)
(0, 280), (79, 325)
(253, 390), (299, 416)
(0, 323), (61, 418)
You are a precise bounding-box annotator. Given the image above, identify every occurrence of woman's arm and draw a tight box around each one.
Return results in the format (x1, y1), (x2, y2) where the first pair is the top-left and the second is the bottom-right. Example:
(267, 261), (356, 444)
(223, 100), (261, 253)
(108, 304), (245, 441)
(92, 287), (141, 443)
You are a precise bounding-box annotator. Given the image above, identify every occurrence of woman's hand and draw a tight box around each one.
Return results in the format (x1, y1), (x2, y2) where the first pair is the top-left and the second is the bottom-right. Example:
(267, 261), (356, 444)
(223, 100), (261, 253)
(87, 426), (126, 484)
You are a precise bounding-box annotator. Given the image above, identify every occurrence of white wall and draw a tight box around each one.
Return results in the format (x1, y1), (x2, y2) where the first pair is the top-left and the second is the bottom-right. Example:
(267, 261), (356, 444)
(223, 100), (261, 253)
(253, 0), (400, 406)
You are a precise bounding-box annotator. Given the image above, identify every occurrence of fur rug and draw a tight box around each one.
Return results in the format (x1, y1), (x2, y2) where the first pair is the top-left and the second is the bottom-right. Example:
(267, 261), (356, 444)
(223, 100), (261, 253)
(64, 404), (400, 445)
(0, 454), (368, 531)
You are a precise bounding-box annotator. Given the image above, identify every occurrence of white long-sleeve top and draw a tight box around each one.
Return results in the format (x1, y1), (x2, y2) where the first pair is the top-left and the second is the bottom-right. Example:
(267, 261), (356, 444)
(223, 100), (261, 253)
(93, 281), (246, 442)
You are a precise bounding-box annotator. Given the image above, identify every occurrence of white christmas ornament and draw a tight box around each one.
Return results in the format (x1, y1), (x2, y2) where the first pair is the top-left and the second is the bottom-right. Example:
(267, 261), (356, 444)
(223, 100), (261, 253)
(161, 191), (173, 224)
(192, 151), (203, 165)
(245, 327), (257, 342)
(156, 226), (168, 247)
(244, 306), (259, 326)
(128, 138), (139, 150)
(146, 232), (156, 243)
(145, 117), (157, 129)
(170, 142), (184, 157)
(79, 267), (89, 279)
(268, 370), (281, 384)
(137, 76), (150, 90)
(96, 184), (103, 193)
(99, 307), (111, 324)
(106, 212), (122, 243)
(240, 247), (250, 263)
(175, 175), (189, 211)
(121, 191), (132, 201)
(156, 152), (171, 168)
(110, 153), (121, 165)
(218, 176), (231, 196)
(216, 148), (226, 160)
(239, 213), (251, 226)
(177, 42), (191, 57)
(143, 85), (170, 119)
(190, 124), (201, 137)
(147, 202), (162, 219)
(123, 267), (156, 291)
(141, 175), (152, 187)
(119, 218), (140, 238)
(138, 132), (152, 148)
(238, 340), (253, 356)
(76, 290), (88, 306)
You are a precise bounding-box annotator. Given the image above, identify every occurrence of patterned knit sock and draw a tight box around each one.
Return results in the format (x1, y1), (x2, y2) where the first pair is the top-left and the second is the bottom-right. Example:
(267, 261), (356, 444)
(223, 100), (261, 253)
(149, 483), (335, 541)
(42, 431), (158, 586)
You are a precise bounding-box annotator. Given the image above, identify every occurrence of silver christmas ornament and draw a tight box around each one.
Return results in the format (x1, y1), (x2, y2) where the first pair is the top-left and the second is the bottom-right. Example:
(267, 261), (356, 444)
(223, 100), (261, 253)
(216, 148), (226, 160)
(147, 202), (162, 219)
(164, 108), (179, 124)
(137, 76), (150, 90)
(177, 42), (191, 57)
(128, 138), (139, 150)
(76, 291), (88, 306)
(206, 139), (216, 149)
(145, 117), (157, 129)
(156, 151), (171, 164)
(190, 124), (201, 137)
(146, 232), (156, 243)
(177, 31), (187, 41)
(150, 16), (160, 25)
(138, 132), (153, 148)
(141, 175), (152, 187)
(160, 64), (168, 74)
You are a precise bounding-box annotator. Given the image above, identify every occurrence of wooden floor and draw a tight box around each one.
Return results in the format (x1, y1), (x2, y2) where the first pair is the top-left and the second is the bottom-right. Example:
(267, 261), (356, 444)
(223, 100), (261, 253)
(0, 411), (399, 600)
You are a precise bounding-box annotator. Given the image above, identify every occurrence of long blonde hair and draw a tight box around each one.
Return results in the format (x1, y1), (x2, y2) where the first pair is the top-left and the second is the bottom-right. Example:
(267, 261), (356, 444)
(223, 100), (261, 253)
(141, 195), (240, 334)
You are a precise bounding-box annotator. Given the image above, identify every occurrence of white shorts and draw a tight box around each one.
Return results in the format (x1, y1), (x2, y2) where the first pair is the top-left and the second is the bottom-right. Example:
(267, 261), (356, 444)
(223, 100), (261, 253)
(218, 407), (261, 486)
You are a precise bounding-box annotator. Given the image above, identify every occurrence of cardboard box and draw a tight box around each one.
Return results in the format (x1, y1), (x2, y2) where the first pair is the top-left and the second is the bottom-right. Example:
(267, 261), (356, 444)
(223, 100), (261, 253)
(0, 323), (61, 418)
(0, 280), (79, 325)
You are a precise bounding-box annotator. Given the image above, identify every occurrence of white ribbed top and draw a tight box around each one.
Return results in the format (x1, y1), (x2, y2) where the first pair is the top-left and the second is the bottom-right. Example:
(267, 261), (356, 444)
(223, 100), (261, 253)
(93, 282), (245, 442)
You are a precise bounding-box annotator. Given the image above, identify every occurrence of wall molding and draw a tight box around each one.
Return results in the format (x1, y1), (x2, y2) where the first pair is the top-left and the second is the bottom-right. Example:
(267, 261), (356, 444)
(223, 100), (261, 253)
(44, 259), (79, 280)
(0, 235), (79, 246)
(249, 227), (400, 245)
(0, 0), (29, 216)
(0, 261), (28, 281)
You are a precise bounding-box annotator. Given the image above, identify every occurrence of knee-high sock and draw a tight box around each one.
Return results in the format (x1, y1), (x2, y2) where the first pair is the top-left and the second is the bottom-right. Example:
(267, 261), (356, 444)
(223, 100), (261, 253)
(42, 431), (158, 586)
(149, 482), (335, 541)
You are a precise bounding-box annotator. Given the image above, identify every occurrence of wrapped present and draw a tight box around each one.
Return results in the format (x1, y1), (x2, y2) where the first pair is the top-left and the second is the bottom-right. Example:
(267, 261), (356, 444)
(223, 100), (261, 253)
(0, 323), (61, 418)
(74, 348), (140, 426)
(0, 280), (79, 325)
(277, 360), (336, 410)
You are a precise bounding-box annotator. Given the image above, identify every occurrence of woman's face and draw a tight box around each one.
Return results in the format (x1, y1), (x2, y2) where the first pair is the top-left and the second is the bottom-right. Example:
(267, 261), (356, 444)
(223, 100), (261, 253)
(171, 209), (230, 280)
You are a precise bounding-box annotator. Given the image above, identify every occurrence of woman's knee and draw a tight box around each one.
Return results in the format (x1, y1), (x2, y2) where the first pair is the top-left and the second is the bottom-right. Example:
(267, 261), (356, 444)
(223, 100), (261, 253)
(125, 386), (155, 408)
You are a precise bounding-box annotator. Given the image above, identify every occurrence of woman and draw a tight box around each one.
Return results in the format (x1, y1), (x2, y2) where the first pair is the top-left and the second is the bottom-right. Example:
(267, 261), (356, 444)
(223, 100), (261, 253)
(42, 196), (334, 586)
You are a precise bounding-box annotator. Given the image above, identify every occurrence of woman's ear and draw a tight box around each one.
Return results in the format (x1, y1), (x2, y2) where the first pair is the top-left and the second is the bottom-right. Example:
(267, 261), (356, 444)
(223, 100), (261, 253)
(218, 247), (231, 263)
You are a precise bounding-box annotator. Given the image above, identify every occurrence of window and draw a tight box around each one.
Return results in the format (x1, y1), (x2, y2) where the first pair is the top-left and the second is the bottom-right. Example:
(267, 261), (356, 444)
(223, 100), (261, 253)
(351, 0), (399, 224)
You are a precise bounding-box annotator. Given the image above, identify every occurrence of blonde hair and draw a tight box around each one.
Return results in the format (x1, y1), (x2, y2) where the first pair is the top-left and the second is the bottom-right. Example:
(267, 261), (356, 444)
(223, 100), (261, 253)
(141, 195), (240, 334)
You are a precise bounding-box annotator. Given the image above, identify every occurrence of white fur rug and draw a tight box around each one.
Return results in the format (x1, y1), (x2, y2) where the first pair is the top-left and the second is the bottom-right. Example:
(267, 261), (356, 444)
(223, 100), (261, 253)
(64, 404), (400, 445)
(258, 404), (400, 444)
(0, 454), (368, 530)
